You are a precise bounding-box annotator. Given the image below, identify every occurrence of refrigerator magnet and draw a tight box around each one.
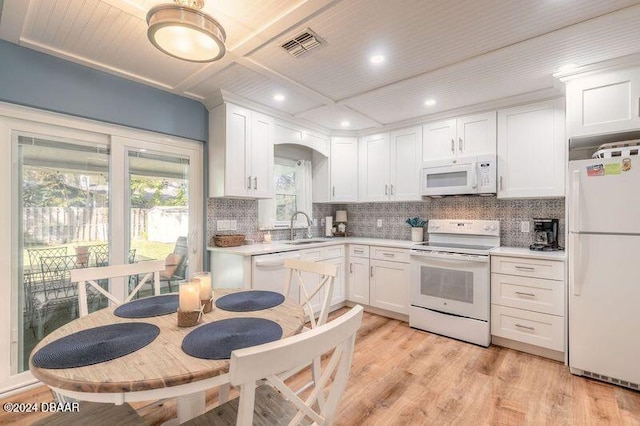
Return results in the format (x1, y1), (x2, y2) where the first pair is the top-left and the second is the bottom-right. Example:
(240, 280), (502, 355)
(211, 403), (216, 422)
(622, 158), (632, 172)
(605, 163), (621, 175)
(586, 164), (604, 177)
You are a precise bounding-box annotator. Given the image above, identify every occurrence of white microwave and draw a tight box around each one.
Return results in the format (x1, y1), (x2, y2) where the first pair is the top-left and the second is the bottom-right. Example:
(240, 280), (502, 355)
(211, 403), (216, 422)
(421, 155), (497, 196)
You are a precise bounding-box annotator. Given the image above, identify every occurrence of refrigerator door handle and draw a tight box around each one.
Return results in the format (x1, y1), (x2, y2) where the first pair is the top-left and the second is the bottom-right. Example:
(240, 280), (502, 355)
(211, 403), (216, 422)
(570, 232), (581, 296)
(570, 170), (580, 232)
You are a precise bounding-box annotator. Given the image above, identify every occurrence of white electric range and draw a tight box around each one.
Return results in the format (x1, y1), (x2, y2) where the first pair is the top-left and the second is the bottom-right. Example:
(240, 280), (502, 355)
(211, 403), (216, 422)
(409, 219), (500, 347)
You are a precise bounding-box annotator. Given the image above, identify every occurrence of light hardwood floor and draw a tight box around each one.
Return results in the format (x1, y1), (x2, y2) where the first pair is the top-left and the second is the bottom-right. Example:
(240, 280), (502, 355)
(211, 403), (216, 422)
(2, 308), (639, 425)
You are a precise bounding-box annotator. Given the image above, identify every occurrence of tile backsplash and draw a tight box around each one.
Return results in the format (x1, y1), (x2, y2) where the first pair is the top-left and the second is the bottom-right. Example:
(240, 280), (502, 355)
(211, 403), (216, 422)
(208, 197), (565, 248)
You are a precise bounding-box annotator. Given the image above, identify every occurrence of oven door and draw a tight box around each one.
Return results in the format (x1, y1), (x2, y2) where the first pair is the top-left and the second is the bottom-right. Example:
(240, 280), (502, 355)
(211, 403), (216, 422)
(410, 250), (489, 321)
(421, 161), (477, 196)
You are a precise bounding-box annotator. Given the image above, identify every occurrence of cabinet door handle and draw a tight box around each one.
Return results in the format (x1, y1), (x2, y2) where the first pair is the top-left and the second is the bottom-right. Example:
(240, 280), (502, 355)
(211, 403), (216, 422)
(384, 184), (388, 195)
(458, 137), (463, 152)
(515, 323), (535, 331)
(370, 266), (373, 277)
(499, 176), (503, 191)
(349, 263), (353, 273)
(247, 176), (252, 189)
(390, 184), (394, 195)
(515, 291), (536, 297)
(382, 252), (395, 257)
(332, 186), (335, 197)
(354, 249), (364, 254)
(254, 177), (258, 190)
(515, 265), (535, 271)
(450, 138), (454, 153)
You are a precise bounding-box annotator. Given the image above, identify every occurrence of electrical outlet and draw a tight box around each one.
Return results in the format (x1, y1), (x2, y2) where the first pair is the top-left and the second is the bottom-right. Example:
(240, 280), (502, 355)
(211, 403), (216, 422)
(229, 220), (237, 231)
(217, 220), (230, 231)
(313, 218), (318, 226)
(520, 221), (530, 233)
(377, 219), (383, 228)
(320, 218), (325, 226)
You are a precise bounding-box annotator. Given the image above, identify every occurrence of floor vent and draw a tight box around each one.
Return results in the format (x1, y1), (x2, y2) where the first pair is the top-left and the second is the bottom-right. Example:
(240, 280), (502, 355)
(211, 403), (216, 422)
(582, 370), (640, 391)
(281, 28), (324, 57)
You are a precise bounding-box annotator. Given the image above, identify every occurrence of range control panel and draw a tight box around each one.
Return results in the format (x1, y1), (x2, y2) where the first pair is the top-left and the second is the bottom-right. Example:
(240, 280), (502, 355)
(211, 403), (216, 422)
(427, 219), (500, 236)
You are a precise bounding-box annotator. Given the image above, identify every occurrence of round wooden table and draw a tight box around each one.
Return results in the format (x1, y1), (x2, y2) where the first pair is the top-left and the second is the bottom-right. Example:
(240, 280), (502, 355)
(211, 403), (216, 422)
(29, 288), (305, 423)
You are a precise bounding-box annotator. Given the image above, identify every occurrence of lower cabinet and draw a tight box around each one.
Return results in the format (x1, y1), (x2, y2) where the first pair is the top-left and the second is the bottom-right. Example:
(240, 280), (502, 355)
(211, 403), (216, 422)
(370, 259), (410, 315)
(490, 254), (566, 360)
(346, 244), (410, 315)
(347, 245), (370, 305)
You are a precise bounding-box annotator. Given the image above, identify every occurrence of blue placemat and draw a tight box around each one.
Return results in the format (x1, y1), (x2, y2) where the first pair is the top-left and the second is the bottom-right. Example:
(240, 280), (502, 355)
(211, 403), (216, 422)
(114, 294), (179, 318)
(215, 290), (285, 312)
(182, 318), (283, 360)
(32, 323), (159, 369)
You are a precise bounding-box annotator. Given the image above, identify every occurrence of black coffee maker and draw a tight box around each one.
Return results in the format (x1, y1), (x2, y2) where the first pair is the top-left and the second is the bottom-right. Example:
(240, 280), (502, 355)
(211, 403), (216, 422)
(530, 218), (562, 251)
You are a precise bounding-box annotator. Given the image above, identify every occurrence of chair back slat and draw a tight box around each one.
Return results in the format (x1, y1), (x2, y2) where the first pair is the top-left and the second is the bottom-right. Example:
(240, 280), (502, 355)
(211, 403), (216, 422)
(229, 305), (363, 426)
(283, 258), (337, 329)
(70, 259), (166, 317)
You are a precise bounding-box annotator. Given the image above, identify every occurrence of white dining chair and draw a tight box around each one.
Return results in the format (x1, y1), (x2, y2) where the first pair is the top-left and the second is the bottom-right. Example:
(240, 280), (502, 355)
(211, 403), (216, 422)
(217, 258), (339, 406)
(184, 305), (363, 426)
(283, 258), (338, 330)
(70, 259), (166, 317)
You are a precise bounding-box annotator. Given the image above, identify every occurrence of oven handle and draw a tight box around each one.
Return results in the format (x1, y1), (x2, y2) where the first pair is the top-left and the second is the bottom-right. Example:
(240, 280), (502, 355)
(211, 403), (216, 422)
(409, 250), (489, 263)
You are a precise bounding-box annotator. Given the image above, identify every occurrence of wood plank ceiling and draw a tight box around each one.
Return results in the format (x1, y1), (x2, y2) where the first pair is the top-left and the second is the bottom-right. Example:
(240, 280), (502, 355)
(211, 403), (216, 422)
(2, 0), (640, 131)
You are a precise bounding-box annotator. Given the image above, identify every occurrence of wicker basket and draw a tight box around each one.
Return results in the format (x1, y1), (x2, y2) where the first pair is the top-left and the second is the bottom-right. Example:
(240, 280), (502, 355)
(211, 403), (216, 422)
(212, 234), (245, 247)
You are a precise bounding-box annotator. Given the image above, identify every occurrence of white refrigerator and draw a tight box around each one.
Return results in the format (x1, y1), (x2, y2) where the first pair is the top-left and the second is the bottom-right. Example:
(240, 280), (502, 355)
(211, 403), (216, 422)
(568, 156), (640, 388)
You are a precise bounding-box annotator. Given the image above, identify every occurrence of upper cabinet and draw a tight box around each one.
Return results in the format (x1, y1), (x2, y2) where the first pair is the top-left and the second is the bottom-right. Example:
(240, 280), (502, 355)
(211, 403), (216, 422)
(566, 68), (640, 138)
(423, 112), (496, 161)
(358, 126), (422, 202)
(209, 103), (274, 198)
(329, 137), (358, 202)
(497, 99), (566, 199)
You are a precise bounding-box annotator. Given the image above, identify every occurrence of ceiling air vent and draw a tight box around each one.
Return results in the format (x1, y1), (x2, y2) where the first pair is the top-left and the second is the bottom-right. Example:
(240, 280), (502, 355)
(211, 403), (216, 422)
(281, 29), (324, 58)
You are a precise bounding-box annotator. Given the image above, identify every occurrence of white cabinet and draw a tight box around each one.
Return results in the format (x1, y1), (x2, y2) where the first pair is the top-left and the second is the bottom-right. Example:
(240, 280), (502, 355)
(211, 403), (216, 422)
(209, 103), (274, 198)
(497, 99), (566, 198)
(423, 112), (496, 161)
(329, 137), (358, 202)
(491, 254), (566, 359)
(347, 245), (370, 305)
(358, 127), (422, 202)
(369, 246), (410, 315)
(566, 68), (640, 137)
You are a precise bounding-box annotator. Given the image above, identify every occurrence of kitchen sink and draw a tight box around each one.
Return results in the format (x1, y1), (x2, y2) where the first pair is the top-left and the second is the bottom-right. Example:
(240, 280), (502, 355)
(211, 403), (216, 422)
(283, 239), (327, 245)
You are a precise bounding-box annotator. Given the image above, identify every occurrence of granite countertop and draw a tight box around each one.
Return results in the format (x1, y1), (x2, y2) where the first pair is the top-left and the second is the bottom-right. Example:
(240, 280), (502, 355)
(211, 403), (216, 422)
(490, 246), (566, 261)
(207, 237), (419, 256)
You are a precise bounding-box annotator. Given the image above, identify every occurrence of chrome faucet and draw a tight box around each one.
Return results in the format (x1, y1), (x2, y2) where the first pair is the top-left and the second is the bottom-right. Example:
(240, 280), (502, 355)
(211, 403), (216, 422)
(290, 211), (313, 240)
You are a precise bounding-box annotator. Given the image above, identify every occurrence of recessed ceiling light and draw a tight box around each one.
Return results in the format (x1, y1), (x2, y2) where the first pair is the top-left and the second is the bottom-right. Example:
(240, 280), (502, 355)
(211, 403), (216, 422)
(424, 99), (437, 107)
(341, 120), (350, 127)
(558, 63), (578, 73)
(370, 55), (385, 64)
(273, 94), (285, 102)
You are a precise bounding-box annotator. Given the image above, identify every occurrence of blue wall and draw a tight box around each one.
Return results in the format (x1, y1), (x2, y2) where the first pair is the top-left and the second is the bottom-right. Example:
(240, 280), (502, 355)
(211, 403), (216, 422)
(0, 40), (207, 142)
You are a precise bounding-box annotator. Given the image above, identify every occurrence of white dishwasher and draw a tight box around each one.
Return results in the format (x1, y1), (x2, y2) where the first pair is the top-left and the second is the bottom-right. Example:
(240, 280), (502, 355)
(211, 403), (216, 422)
(251, 251), (300, 301)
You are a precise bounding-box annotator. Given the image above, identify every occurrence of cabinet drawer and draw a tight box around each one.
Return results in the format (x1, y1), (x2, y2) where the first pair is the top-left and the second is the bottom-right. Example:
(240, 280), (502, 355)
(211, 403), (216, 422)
(491, 305), (564, 351)
(348, 245), (369, 258)
(491, 256), (564, 280)
(324, 245), (345, 259)
(300, 247), (323, 261)
(370, 246), (409, 263)
(491, 273), (564, 316)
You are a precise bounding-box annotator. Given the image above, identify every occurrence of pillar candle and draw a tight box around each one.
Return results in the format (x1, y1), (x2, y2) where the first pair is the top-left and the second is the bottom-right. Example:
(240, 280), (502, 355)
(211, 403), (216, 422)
(179, 281), (201, 311)
(193, 272), (212, 300)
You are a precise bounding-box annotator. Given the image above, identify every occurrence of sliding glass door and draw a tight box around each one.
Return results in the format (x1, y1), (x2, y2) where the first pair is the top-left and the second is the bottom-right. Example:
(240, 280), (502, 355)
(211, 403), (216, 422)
(0, 112), (203, 394)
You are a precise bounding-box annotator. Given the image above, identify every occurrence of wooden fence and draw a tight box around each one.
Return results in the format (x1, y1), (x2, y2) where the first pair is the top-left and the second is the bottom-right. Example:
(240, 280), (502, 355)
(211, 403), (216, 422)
(23, 207), (147, 245)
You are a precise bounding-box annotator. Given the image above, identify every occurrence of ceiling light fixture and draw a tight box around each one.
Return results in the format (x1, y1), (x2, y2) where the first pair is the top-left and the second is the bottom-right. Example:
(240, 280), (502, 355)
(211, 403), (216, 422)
(370, 55), (385, 64)
(341, 120), (350, 127)
(424, 99), (437, 106)
(146, 0), (226, 63)
(273, 94), (285, 102)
